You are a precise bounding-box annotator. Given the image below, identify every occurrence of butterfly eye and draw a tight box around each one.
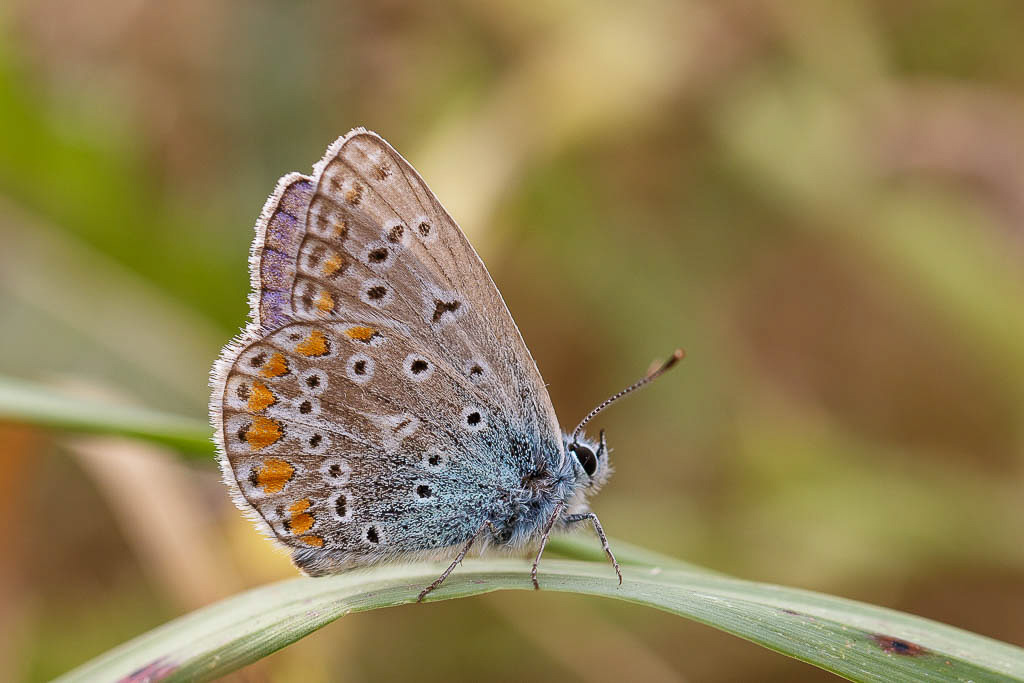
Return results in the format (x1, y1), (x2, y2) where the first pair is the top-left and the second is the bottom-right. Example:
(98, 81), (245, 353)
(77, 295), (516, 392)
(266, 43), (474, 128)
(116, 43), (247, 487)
(571, 444), (598, 477)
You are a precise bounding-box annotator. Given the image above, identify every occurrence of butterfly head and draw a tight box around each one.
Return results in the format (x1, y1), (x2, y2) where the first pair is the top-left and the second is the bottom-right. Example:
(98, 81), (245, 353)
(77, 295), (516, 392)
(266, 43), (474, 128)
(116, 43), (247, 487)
(564, 429), (611, 492)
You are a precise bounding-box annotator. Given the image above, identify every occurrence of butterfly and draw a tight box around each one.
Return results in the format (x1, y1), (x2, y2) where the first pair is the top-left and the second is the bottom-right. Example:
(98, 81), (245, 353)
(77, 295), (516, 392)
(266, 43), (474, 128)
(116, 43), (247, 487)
(210, 128), (681, 601)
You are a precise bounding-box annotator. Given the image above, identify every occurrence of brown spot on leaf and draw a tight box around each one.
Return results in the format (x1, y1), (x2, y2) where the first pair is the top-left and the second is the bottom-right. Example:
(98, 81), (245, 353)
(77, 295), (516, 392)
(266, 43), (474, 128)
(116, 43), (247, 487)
(871, 635), (927, 656)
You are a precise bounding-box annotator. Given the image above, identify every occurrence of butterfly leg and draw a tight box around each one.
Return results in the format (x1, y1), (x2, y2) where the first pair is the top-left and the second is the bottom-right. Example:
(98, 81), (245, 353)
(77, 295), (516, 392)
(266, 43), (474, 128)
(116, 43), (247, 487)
(563, 512), (622, 585)
(417, 520), (497, 602)
(531, 501), (567, 590)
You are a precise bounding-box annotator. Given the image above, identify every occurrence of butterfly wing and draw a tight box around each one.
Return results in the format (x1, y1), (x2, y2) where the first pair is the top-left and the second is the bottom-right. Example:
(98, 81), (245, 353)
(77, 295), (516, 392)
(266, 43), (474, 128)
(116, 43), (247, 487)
(211, 129), (562, 573)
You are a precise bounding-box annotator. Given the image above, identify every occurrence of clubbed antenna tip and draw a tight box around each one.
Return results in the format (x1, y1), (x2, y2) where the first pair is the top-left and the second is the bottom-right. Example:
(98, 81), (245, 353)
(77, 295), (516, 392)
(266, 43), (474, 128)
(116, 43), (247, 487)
(571, 348), (686, 445)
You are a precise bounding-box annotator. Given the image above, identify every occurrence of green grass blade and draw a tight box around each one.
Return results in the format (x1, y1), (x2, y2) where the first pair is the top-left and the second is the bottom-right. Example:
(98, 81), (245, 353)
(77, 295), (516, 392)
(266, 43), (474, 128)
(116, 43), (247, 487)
(0, 376), (212, 456)
(56, 559), (1024, 683)
(7, 377), (1022, 680)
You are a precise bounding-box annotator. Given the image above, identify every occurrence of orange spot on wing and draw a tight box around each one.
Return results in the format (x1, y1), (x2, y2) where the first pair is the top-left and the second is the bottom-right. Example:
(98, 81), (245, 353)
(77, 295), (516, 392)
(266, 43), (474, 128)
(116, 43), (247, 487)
(296, 330), (329, 357)
(345, 182), (363, 205)
(290, 513), (314, 535)
(246, 417), (283, 452)
(344, 325), (376, 342)
(288, 498), (311, 514)
(253, 457), (293, 493)
(322, 253), (344, 276)
(260, 353), (290, 378)
(300, 535), (324, 547)
(247, 381), (276, 412)
(315, 290), (334, 313)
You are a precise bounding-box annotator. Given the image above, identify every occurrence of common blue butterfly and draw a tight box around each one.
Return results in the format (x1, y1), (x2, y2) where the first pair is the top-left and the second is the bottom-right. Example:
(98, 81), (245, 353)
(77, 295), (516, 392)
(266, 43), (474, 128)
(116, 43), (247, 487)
(209, 129), (681, 600)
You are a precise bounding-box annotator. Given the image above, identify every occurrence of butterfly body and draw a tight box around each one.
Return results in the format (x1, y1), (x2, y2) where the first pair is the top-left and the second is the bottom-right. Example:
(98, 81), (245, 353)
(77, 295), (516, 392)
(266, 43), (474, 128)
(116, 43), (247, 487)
(211, 129), (618, 595)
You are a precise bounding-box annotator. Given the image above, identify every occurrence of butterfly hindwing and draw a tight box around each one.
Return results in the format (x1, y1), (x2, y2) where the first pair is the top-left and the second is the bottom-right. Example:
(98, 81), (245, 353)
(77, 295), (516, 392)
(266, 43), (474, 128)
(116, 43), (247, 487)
(217, 320), (541, 573)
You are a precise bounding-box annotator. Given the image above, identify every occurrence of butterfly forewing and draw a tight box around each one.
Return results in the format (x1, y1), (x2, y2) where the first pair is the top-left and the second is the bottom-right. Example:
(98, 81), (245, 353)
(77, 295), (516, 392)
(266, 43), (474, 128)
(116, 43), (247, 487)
(212, 129), (562, 573)
(298, 132), (557, 433)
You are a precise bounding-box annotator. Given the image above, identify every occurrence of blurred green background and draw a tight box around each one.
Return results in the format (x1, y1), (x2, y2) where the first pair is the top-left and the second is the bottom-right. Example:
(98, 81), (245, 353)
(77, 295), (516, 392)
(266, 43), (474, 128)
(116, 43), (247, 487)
(2, 1), (1024, 681)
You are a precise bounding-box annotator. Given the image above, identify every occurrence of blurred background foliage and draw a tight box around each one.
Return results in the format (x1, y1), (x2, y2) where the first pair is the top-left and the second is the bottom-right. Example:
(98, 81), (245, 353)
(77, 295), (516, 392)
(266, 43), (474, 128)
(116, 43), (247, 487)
(2, 1), (1023, 681)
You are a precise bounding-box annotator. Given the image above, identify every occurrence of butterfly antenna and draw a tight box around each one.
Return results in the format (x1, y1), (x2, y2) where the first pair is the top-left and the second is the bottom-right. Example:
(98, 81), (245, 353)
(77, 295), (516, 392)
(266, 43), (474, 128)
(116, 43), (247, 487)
(570, 348), (685, 446)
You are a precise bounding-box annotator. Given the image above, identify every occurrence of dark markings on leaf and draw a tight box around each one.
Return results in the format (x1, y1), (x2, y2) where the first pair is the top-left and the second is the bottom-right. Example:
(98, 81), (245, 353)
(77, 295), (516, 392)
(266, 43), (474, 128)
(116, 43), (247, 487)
(871, 635), (927, 656)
